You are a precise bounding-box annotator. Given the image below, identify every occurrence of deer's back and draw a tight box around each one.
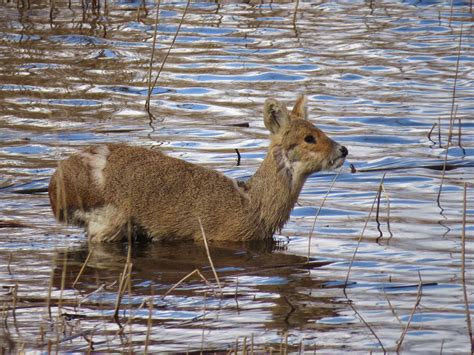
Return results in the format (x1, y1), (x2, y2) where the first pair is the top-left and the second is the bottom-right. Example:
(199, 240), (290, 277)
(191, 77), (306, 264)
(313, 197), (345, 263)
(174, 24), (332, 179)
(103, 144), (256, 241)
(50, 144), (260, 241)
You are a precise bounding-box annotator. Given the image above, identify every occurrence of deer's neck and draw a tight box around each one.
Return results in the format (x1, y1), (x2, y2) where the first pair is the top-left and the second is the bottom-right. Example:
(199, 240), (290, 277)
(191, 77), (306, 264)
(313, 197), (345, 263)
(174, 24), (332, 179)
(246, 145), (307, 236)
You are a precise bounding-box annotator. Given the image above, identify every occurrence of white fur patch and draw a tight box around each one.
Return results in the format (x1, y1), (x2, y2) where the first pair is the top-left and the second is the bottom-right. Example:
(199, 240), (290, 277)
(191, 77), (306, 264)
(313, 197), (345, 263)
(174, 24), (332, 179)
(75, 205), (127, 242)
(79, 145), (110, 189)
(274, 146), (293, 175)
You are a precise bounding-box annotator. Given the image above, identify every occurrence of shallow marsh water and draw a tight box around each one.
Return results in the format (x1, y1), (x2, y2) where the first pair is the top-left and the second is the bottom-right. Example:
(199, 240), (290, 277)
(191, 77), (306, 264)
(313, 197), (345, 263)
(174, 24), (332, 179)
(0, 0), (473, 352)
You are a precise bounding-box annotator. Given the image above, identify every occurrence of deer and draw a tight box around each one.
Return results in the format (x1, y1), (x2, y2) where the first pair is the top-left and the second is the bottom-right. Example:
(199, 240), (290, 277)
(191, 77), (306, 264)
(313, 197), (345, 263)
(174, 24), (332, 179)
(48, 95), (348, 243)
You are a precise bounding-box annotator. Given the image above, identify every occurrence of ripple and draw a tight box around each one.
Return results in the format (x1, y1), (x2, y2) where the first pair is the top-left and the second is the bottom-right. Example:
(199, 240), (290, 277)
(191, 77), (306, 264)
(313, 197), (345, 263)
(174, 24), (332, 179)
(177, 72), (305, 82)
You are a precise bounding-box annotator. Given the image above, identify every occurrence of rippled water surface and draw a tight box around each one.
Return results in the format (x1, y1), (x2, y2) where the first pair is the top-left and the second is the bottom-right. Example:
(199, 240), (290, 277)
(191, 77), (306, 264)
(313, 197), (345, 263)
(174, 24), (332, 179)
(1, 0), (473, 352)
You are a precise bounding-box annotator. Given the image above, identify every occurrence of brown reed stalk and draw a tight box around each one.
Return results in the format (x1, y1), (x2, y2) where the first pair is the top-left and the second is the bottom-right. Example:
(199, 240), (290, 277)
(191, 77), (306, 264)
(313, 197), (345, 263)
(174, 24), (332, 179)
(11, 305), (22, 345)
(307, 166), (342, 260)
(7, 253), (12, 275)
(449, 0), (455, 26)
(144, 287), (154, 355)
(145, 0), (161, 112)
(162, 269), (217, 298)
(72, 248), (93, 288)
(460, 183), (473, 352)
(437, 25), (463, 204)
(86, 333), (94, 354)
(448, 25), (463, 144)
(375, 182), (384, 242)
(396, 271), (423, 352)
(57, 249), (69, 318)
(113, 270), (127, 329)
(456, 106), (464, 151)
(234, 276), (240, 310)
(235, 149), (241, 166)
(427, 122), (437, 145)
(146, 0), (190, 116)
(136, 0), (147, 21)
(233, 336), (239, 355)
(39, 324), (45, 345)
(375, 181), (393, 243)
(124, 220), (134, 353)
(49, 0), (55, 24)
(11, 284), (18, 330)
(282, 331), (288, 355)
(79, 283), (107, 304)
(438, 115), (442, 147)
(46, 255), (57, 321)
(198, 217), (223, 296)
(381, 184), (393, 240)
(200, 291), (208, 352)
(292, 0), (299, 24)
(383, 289), (402, 326)
(344, 173), (386, 289)
(348, 301), (386, 353)
(113, 260), (132, 327)
(1, 302), (11, 349)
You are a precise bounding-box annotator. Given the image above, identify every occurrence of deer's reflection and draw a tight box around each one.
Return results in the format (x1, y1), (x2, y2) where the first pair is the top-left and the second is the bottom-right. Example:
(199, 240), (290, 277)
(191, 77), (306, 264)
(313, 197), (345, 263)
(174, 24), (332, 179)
(54, 240), (341, 331)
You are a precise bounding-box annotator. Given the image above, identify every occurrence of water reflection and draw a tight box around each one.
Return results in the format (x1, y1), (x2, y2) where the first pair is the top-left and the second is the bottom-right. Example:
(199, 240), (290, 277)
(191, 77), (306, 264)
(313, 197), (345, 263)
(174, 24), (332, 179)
(47, 241), (340, 351)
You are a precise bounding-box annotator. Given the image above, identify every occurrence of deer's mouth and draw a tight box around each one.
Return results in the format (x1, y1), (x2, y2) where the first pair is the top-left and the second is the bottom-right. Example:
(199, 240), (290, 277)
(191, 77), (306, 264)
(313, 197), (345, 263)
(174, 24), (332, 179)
(329, 155), (346, 169)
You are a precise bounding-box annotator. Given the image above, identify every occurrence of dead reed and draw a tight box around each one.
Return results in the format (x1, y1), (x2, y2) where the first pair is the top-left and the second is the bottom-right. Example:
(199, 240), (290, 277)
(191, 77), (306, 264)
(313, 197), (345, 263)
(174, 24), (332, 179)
(395, 271), (423, 352)
(344, 173), (387, 290)
(375, 181), (392, 243)
(144, 287), (154, 354)
(437, 24), (463, 204)
(292, 0), (299, 25)
(383, 289), (402, 326)
(460, 183), (473, 352)
(341, 175), (389, 351)
(113, 250), (133, 328)
(57, 249), (69, 317)
(72, 248), (93, 288)
(348, 301), (386, 353)
(162, 269), (217, 299)
(307, 166), (342, 260)
(145, 0), (190, 118)
(45, 255), (56, 321)
(198, 217), (223, 296)
(145, 0), (161, 113)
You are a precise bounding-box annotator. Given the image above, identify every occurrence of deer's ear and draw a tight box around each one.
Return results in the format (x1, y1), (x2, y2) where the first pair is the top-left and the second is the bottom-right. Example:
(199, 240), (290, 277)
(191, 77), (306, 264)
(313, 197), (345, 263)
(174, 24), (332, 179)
(290, 94), (307, 120)
(263, 98), (291, 135)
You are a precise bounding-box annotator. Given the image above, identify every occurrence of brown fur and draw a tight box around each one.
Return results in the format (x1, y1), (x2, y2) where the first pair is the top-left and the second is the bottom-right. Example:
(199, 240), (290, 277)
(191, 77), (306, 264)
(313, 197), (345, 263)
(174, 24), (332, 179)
(48, 95), (348, 242)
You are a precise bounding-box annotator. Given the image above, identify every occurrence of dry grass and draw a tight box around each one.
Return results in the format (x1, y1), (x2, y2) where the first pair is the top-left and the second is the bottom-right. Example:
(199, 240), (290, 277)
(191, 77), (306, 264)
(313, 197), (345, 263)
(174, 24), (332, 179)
(460, 183), (473, 352)
(307, 166), (342, 260)
(145, 0), (190, 120)
(344, 173), (387, 290)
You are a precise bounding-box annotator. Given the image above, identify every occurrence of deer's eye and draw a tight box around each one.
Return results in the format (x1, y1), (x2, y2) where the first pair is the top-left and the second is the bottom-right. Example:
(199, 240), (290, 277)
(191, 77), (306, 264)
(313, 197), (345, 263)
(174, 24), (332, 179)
(304, 135), (316, 144)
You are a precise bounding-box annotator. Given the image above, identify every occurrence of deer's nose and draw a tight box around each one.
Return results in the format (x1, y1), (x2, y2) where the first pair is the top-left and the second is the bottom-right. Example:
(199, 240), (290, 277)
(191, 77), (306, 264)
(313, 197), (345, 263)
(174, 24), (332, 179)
(340, 146), (348, 157)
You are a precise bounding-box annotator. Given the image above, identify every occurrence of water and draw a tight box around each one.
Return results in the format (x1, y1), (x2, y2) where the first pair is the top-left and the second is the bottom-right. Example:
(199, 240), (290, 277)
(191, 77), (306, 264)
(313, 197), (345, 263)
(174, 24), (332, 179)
(1, 0), (473, 352)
